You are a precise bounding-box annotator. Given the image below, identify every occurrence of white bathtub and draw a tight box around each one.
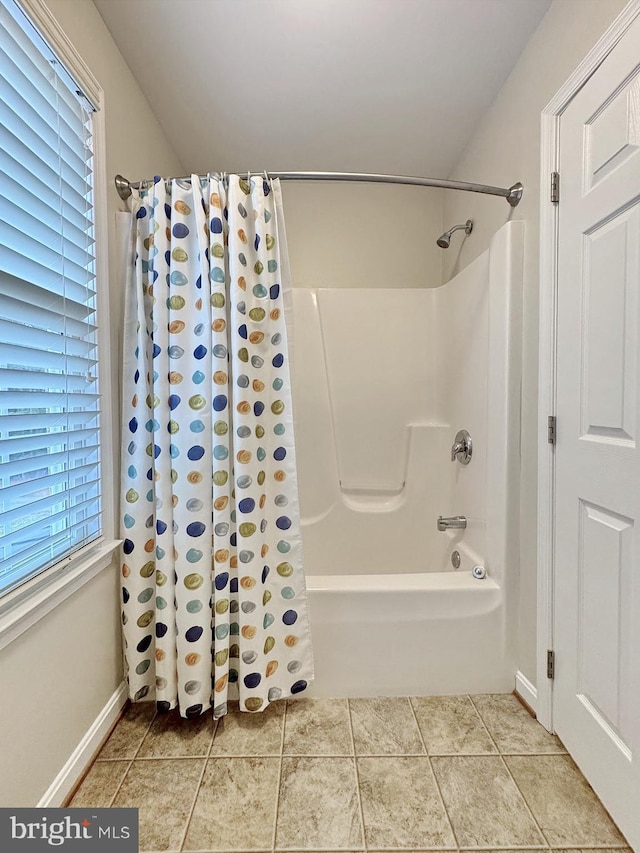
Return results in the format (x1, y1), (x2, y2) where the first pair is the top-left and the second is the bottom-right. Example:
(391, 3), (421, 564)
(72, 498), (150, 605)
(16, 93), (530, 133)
(291, 222), (523, 697)
(306, 569), (511, 697)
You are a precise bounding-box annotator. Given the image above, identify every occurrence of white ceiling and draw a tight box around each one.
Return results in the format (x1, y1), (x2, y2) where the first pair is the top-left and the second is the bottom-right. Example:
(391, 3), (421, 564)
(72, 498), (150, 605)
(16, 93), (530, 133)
(94, 0), (551, 178)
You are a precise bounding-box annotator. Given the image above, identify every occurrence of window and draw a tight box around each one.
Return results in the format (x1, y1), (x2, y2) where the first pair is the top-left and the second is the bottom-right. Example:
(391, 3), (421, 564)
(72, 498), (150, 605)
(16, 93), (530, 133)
(0, 0), (102, 598)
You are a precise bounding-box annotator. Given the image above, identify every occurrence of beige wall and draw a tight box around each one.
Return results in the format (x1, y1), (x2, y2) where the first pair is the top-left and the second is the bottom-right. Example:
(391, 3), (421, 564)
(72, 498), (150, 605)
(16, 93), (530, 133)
(441, 0), (627, 688)
(282, 182), (444, 288)
(0, 0), (183, 805)
(0, 569), (121, 806)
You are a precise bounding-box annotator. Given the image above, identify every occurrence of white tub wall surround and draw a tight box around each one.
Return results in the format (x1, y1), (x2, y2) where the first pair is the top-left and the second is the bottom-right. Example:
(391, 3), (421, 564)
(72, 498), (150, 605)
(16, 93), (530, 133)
(436, 250), (490, 564)
(291, 221), (523, 697)
(292, 287), (448, 575)
(441, 0), (629, 693)
(320, 289), (436, 493)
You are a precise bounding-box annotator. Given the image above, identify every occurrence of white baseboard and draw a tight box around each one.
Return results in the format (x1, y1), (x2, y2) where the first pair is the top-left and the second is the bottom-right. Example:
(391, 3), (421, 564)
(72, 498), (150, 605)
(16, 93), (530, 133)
(515, 670), (538, 714)
(38, 681), (128, 807)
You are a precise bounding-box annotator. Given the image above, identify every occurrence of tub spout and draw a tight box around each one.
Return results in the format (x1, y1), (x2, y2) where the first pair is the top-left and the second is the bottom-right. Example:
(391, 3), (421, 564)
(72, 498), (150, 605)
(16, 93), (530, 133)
(437, 515), (467, 531)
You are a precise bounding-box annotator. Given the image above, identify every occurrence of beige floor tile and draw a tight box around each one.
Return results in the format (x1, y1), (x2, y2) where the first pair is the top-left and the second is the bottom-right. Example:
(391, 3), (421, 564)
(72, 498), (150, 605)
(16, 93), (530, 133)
(432, 755), (545, 848)
(137, 709), (215, 758)
(552, 849), (633, 852)
(471, 694), (565, 753)
(411, 696), (496, 755)
(283, 698), (352, 755)
(349, 697), (424, 755)
(69, 760), (129, 807)
(183, 757), (279, 851)
(357, 756), (455, 849)
(211, 700), (284, 755)
(506, 755), (627, 848)
(99, 702), (156, 760)
(276, 756), (363, 849)
(112, 758), (204, 851)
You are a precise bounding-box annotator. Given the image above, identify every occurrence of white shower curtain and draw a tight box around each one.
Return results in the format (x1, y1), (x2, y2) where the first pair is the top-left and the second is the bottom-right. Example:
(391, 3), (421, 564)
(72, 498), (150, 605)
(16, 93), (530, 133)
(120, 174), (313, 718)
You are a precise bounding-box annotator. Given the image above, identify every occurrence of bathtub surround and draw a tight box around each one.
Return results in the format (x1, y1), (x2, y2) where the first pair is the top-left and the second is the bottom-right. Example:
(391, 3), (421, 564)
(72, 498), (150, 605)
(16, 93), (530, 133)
(441, 0), (629, 693)
(292, 221), (522, 574)
(69, 694), (630, 852)
(121, 175), (313, 717)
(293, 222), (522, 697)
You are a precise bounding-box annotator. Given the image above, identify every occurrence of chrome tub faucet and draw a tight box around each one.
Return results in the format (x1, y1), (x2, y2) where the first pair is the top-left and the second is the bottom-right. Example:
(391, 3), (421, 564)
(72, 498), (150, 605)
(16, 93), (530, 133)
(437, 515), (467, 531)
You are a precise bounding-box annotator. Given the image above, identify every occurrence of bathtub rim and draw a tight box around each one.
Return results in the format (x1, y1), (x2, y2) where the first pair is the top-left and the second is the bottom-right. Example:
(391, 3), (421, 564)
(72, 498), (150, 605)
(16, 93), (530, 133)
(305, 569), (499, 593)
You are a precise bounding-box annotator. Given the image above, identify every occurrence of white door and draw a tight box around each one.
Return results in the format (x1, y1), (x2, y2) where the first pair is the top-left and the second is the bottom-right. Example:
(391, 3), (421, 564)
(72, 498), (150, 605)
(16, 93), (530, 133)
(555, 13), (640, 849)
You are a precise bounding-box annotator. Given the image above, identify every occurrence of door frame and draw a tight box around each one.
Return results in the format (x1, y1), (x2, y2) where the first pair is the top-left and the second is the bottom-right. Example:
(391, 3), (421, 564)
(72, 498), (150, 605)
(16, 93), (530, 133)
(537, 0), (640, 731)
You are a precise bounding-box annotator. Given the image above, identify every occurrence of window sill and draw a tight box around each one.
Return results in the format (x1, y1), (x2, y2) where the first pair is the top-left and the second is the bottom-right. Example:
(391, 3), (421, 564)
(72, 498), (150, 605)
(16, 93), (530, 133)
(0, 539), (121, 653)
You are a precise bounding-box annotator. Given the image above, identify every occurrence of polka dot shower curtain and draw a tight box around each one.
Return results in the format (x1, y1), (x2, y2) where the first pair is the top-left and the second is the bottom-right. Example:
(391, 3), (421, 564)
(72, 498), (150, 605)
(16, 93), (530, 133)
(120, 174), (313, 718)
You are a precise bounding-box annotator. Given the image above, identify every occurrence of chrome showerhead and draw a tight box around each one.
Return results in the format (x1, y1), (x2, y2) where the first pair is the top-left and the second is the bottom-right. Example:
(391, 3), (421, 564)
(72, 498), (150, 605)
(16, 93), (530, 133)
(436, 219), (473, 249)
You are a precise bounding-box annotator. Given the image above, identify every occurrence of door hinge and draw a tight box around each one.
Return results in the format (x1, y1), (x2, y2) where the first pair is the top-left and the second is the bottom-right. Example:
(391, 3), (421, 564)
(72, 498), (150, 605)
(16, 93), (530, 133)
(551, 171), (560, 203)
(547, 649), (555, 679)
(547, 415), (556, 445)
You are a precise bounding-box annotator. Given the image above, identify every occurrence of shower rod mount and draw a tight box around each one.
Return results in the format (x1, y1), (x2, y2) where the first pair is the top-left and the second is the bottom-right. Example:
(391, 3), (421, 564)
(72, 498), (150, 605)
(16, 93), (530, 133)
(114, 172), (523, 206)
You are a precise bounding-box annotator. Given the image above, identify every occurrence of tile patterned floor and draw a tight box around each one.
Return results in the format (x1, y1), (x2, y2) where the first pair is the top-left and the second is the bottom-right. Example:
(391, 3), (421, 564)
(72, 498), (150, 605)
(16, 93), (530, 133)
(69, 694), (631, 853)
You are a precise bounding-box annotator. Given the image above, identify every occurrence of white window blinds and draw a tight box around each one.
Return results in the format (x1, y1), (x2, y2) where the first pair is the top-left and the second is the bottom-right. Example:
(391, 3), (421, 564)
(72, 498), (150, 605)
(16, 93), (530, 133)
(0, 0), (101, 596)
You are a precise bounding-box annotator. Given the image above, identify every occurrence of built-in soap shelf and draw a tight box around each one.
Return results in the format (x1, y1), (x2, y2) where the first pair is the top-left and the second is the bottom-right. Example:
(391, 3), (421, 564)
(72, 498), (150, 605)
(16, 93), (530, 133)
(340, 483), (407, 513)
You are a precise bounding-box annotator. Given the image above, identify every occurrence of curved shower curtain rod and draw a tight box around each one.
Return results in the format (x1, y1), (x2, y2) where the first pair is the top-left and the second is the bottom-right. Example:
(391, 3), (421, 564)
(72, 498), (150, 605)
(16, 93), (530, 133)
(114, 171), (524, 207)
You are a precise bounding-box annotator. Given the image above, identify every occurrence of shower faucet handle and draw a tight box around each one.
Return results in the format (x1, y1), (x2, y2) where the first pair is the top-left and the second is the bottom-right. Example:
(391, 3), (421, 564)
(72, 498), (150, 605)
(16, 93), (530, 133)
(450, 440), (465, 461)
(451, 429), (472, 464)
